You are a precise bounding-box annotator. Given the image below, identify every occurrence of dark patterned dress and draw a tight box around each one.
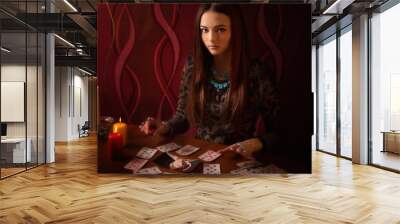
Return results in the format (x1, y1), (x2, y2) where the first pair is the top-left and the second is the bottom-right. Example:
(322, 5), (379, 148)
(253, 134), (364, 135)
(166, 57), (279, 159)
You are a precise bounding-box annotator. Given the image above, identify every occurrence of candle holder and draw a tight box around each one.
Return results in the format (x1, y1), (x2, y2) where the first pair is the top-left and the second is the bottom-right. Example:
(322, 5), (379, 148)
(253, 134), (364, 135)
(98, 116), (115, 141)
(112, 117), (128, 146)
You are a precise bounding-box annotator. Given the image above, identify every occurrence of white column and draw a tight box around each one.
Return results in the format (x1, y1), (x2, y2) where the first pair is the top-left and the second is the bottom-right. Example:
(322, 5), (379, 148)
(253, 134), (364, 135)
(45, 1), (55, 163)
(46, 33), (55, 163)
(352, 14), (369, 164)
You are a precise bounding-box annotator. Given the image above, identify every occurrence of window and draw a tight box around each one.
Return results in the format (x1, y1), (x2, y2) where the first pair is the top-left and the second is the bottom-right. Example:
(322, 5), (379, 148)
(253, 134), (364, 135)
(339, 27), (352, 158)
(370, 2), (400, 171)
(317, 35), (337, 154)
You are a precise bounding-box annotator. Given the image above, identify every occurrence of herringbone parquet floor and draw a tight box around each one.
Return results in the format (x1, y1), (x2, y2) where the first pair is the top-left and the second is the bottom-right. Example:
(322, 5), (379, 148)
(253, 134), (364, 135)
(1, 136), (400, 224)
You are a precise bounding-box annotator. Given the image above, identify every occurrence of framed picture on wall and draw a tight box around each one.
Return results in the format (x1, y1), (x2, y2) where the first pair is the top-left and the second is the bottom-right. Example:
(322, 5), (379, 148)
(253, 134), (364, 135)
(1, 81), (25, 123)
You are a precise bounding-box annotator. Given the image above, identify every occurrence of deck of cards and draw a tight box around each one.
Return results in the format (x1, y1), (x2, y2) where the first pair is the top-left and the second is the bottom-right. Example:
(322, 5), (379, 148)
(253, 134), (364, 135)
(236, 160), (262, 169)
(203, 163), (221, 175)
(229, 160), (264, 174)
(136, 147), (158, 160)
(198, 150), (221, 162)
(124, 158), (148, 173)
(176, 145), (200, 156)
(156, 142), (181, 152)
(230, 165), (278, 174)
(230, 167), (249, 174)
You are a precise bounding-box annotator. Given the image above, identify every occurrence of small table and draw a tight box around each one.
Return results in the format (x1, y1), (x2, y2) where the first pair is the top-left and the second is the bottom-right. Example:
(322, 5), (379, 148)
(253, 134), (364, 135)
(381, 131), (400, 154)
(1, 138), (32, 164)
(98, 125), (283, 174)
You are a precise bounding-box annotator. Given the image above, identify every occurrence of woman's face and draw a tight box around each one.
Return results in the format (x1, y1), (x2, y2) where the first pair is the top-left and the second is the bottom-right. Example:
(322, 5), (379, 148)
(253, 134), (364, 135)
(200, 11), (231, 56)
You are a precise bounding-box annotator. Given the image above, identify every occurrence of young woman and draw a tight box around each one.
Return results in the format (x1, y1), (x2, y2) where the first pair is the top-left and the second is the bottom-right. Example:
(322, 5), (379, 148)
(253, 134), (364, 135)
(139, 4), (279, 161)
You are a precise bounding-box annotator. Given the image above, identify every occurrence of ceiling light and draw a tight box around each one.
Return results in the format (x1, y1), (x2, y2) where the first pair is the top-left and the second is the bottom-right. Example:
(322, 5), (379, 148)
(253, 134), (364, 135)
(322, 0), (354, 15)
(1, 47), (11, 53)
(78, 67), (93, 76)
(54, 34), (75, 48)
(63, 0), (78, 12)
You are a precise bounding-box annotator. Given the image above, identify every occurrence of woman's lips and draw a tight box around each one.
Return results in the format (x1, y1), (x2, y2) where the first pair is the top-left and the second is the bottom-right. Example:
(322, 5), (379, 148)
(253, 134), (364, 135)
(208, 46), (219, 50)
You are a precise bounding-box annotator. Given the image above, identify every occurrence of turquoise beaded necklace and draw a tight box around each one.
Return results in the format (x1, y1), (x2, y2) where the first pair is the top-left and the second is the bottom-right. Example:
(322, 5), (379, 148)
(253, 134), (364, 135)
(209, 68), (230, 91)
(209, 79), (229, 90)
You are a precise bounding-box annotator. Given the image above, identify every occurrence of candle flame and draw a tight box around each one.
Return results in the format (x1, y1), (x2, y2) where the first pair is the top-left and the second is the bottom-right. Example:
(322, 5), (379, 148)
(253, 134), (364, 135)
(119, 117), (122, 123)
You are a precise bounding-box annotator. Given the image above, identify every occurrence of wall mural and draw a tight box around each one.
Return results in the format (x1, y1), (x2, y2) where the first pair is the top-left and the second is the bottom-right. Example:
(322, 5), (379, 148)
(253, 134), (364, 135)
(97, 3), (312, 175)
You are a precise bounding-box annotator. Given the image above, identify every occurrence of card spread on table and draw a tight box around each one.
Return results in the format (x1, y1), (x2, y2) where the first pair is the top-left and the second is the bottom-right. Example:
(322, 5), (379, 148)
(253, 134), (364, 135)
(156, 142), (181, 152)
(198, 150), (221, 162)
(246, 166), (268, 174)
(236, 160), (262, 169)
(136, 166), (162, 175)
(176, 145), (200, 156)
(230, 167), (249, 175)
(203, 163), (221, 175)
(124, 158), (148, 173)
(230, 166), (270, 174)
(136, 147), (158, 160)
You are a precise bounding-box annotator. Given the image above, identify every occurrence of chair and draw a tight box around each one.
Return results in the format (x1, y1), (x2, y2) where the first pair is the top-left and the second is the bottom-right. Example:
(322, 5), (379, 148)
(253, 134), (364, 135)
(79, 121), (90, 138)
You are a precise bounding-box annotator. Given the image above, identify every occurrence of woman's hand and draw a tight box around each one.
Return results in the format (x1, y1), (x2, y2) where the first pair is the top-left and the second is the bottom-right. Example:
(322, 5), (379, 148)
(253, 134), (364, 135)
(153, 122), (171, 137)
(139, 117), (158, 135)
(139, 117), (171, 137)
(220, 138), (263, 160)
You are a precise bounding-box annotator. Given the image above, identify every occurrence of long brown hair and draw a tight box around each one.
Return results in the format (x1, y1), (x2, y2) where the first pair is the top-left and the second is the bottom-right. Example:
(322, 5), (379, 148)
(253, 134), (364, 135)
(187, 3), (249, 127)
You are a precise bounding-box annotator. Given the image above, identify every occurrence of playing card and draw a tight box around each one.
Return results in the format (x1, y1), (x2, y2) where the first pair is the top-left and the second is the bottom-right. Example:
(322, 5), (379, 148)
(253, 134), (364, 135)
(156, 142), (181, 152)
(136, 147), (158, 160)
(166, 152), (179, 160)
(236, 160), (262, 169)
(136, 166), (162, 175)
(198, 150), (221, 162)
(124, 158), (148, 173)
(176, 145), (200, 156)
(203, 163), (221, 175)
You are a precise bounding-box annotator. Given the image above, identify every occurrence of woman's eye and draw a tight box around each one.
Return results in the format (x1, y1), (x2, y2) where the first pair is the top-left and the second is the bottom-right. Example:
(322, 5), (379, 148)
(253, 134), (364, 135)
(217, 28), (226, 33)
(201, 28), (208, 33)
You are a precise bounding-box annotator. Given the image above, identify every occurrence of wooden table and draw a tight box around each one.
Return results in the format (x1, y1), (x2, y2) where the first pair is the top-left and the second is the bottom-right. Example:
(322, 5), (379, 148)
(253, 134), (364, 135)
(98, 125), (264, 174)
(381, 131), (400, 154)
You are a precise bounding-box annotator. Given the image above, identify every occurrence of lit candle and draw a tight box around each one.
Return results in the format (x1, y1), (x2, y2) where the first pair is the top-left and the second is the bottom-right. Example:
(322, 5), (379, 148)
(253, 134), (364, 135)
(108, 132), (123, 157)
(112, 117), (127, 146)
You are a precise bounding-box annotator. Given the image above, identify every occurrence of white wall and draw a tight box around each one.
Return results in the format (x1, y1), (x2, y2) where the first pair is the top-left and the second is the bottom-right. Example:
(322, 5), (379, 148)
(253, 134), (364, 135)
(55, 66), (69, 141)
(55, 67), (89, 141)
(72, 73), (89, 138)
